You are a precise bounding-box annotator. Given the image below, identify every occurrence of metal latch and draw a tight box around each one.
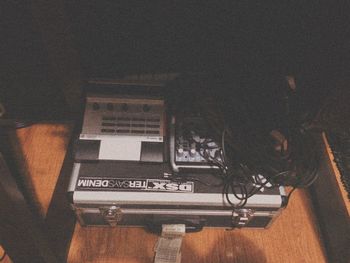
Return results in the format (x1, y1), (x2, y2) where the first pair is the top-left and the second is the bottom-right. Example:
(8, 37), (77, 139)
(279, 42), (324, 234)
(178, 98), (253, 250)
(232, 209), (253, 228)
(100, 206), (123, 226)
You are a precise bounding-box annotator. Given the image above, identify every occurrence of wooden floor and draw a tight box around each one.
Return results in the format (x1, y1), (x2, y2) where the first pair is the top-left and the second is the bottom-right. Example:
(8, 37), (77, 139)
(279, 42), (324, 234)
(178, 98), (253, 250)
(2, 124), (328, 263)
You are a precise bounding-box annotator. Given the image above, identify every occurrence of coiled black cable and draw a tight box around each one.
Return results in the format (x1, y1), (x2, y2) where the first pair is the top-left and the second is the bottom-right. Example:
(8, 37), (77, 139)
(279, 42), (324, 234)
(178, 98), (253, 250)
(197, 93), (319, 207)
(168, 76), (320, 208)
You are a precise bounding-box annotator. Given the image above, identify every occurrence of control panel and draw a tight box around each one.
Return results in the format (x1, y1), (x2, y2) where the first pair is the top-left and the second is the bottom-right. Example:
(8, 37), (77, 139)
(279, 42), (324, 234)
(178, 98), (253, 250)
(170, 115), (221, 172)
(76, 94), (165, 163)
(81, 96), (165, 139)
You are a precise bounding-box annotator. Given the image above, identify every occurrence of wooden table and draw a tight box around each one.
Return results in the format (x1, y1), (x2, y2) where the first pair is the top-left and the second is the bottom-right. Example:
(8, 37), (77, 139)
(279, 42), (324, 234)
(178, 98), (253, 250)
(1, 124), (328, 263)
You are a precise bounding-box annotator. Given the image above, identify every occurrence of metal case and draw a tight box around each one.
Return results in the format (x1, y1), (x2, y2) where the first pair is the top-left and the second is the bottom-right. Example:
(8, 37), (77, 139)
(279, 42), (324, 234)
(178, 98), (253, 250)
(67, 161), (287, 230)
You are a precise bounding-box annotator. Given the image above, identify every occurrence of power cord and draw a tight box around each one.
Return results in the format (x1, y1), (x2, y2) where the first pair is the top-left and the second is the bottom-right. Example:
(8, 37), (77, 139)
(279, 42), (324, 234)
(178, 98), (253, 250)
(169, 75), (320, 208)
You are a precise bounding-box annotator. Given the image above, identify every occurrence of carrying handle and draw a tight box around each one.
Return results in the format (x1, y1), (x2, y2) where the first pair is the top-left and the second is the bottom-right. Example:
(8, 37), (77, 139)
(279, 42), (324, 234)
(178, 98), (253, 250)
(147, 218), (204, 234)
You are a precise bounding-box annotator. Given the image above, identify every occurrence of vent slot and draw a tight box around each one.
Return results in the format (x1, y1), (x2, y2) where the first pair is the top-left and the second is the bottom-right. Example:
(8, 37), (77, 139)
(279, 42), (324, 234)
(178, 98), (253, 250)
(116, 123), (130, 127)
(146, 130), (160, 135)
(102, 116), (116, 121)
(101, 129), (115, 133)
(116, 129), (130, 133)
(102, 123), (115, 127)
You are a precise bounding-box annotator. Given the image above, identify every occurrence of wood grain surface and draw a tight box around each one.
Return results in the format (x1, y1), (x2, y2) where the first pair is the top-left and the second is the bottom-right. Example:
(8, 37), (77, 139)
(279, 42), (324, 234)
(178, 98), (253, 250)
(323, 133), (350, 215)
(2, 124), (328, 263)
(67, 189), (327, 263)
(308, 133), (350, 263)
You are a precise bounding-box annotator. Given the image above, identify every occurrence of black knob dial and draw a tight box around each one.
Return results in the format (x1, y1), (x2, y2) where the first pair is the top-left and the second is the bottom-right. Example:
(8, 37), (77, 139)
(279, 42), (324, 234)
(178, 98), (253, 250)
(121, 103), (128, 112)
(143, 104), (151, 112)
(92, 102), (100, 111)
(107, 103), (114, 111)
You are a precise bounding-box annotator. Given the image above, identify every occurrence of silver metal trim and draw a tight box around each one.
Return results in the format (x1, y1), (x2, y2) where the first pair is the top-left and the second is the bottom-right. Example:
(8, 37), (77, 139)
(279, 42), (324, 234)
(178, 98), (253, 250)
(170, 116), (179, 172)
(232, 209), (254, 228)
(67, 163), (81, 192)
(99, 206), (123, 226)
(73, 191), (282, 207)
(74, 207), (275, 217)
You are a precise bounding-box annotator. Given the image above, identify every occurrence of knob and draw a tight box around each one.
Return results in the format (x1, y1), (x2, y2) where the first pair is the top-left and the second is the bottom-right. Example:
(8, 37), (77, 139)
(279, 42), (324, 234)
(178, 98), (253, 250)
(107, 103), (114, 111)
(189, 142), (197, 157)
(92, 102), (100, 111)
(214, 149), (221, 159)
(121, 103), (128, 112)
(143, 104), (151, 112)
(177, 148), (184, 157)
(190, 148), (196, 157)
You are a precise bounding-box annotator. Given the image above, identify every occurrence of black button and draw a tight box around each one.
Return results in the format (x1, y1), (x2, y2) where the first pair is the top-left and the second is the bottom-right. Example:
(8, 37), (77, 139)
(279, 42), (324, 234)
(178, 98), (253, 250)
(107, 103), (114, 111)
(102, 116), (116, 121)
(143, 104), (151, 112)
(101, 128), (115, 133)
(102, 122), (115, 126)
(121, 103), (128, 112)
(92, 103), (100, 111)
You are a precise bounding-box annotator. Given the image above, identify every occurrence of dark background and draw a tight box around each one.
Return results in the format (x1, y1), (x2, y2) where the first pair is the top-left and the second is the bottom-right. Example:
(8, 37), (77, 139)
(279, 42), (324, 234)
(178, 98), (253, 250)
(1, 1), (349, 120)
